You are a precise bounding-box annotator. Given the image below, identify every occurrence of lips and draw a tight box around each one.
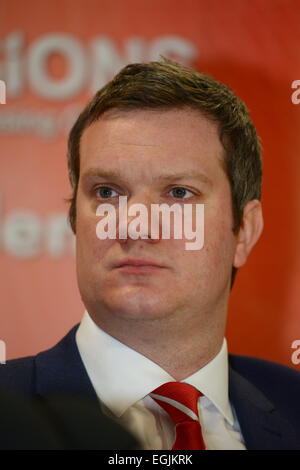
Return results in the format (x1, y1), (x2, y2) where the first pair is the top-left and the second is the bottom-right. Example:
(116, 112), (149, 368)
(112, 258), (166, 272)
(113, 258), (165, 268)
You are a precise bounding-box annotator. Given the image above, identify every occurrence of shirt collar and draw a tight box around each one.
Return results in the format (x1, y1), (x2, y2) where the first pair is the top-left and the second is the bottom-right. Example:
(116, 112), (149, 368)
(184, 340), (234, 425)
(76, 311), (233, 425)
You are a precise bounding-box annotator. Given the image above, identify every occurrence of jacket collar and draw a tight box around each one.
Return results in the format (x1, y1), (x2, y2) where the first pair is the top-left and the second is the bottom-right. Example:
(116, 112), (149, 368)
(35, 325), (98, 401)
(229, 365), (300, 450)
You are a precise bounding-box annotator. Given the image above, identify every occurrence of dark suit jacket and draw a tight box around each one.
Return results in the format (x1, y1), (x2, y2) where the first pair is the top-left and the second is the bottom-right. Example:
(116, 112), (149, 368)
(0, 325), (299, 450)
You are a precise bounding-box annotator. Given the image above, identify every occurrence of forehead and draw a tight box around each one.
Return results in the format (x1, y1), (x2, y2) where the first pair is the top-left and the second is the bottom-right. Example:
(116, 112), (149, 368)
(79, 108), (225, 178)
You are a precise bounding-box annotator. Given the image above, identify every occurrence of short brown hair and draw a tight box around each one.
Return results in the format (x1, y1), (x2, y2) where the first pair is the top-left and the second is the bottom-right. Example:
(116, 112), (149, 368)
(67, 59), (262, 282)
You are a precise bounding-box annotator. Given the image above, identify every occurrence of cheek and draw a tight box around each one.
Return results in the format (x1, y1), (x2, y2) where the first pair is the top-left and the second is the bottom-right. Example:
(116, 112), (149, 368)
(203, 210), (236, 274)
(184, 200), (236, 283)
(76, 210), (111, 264)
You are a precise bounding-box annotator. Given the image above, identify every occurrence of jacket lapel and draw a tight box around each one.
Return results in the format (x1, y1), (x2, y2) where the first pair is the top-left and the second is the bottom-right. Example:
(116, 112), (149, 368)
(229, 366), (300, 450)
(34, 325), (98, 402)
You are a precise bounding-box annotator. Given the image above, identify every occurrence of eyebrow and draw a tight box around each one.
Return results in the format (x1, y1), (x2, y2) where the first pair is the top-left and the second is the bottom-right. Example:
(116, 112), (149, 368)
(81, 168), (212, 186)
(157, 172), (212, 186)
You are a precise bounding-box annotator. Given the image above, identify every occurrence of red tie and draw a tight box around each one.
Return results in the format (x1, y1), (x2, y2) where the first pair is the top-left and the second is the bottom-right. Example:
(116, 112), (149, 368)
(150, 382), (206, 450)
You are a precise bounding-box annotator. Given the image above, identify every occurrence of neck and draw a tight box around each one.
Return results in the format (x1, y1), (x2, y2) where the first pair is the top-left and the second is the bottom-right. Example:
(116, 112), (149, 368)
(89, 305), (227, 381)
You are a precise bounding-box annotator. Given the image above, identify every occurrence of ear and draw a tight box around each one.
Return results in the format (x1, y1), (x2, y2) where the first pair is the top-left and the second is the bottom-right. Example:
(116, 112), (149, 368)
(233, 200), (264, 268)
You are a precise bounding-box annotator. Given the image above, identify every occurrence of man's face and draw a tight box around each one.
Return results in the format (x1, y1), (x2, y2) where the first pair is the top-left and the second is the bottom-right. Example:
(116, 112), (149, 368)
(76, 108), (239, 329)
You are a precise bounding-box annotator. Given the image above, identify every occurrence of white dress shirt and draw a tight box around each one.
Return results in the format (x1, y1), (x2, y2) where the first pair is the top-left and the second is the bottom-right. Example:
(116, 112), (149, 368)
(75, 311), (246, 450)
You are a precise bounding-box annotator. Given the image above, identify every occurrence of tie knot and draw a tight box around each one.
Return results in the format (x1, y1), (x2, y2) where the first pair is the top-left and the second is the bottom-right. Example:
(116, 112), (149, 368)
(150, 382), (202, 425)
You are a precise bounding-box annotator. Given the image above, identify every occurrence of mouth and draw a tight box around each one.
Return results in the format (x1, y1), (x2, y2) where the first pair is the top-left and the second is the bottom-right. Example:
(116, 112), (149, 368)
(112, 258), (167, 274)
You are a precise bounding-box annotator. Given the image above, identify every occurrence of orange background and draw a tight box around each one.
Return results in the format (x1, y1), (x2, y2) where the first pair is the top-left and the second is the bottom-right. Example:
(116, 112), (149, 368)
(0, 0), (300, 369)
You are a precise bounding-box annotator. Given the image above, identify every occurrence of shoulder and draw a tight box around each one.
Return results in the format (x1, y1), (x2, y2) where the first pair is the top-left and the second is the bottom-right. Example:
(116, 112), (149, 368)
(229, 354), (300, 385)
(229, 354), (300, 411)
(0, 355), (36, 396)
(0, 325), (80, 397)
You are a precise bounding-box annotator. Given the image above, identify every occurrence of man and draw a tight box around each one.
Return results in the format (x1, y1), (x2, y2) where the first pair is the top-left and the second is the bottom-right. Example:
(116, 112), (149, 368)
(1, 59), (300, 450)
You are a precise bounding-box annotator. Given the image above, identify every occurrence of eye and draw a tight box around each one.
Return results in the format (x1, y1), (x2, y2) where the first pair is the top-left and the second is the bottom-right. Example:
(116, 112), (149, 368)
(169, 187), (193, 199)
(96, 186), (118, 199)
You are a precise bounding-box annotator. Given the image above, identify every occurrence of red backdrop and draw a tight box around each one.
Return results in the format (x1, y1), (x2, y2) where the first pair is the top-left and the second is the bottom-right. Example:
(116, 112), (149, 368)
(0, 0), (300, 369)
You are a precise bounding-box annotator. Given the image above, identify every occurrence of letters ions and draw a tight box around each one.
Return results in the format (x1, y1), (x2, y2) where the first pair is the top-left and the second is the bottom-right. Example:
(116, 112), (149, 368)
(0, 32), (197, 100)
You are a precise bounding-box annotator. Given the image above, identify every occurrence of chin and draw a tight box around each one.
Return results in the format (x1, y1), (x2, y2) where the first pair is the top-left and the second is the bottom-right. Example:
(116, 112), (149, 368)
(103, 287), (170, 320)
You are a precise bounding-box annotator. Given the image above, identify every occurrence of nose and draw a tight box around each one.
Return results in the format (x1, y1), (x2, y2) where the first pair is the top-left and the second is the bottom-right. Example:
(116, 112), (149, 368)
(116, 195), (160, 245)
